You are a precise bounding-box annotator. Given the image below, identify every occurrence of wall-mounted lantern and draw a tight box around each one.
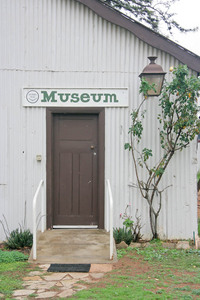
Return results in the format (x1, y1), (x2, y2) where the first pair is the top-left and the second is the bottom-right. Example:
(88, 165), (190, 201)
(139, 56), (166, 96)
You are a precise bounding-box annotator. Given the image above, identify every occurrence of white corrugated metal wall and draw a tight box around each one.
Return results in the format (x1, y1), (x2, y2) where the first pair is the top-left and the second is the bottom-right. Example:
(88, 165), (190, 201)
(0, 0), (198, 241)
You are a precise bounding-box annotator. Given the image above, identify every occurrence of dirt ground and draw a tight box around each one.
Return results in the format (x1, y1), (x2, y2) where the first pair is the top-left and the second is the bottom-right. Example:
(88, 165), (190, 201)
(0, 242), (31, 255)
(84, 253), (200, 299)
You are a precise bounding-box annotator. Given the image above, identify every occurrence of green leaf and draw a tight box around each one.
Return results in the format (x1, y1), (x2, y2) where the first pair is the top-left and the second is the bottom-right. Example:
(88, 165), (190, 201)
(124, 143), (132, 151)
(142, 148), (153, 161)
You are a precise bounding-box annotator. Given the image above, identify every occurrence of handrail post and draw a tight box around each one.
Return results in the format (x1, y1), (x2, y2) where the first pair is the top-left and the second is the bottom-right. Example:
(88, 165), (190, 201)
(110, 190), (113, 260)
(106, 179), (114, 260)
(32, 180), (44, 260)
(41, 183), (45, 233)
(33, 198), (37, 261)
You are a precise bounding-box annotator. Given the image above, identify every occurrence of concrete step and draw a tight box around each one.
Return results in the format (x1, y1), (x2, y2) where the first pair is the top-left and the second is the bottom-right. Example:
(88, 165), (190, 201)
(29, 229), (117, 264)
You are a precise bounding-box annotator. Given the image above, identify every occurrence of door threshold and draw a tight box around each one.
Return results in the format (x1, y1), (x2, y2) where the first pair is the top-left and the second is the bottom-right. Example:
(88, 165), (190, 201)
(53, 225), (98, 229)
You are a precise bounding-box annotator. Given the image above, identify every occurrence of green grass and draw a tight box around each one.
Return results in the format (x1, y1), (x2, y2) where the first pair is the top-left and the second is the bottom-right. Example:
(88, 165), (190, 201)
(0, 261), (29, 297)
(0, 250), (30, 298)
(1, 241), (200, 299)
(68, 241), (200, 299)
(0, 249), (29, 262)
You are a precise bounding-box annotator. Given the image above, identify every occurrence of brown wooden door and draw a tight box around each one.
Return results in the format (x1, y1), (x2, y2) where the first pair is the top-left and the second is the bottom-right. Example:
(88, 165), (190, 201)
(53, 114), (98, 226)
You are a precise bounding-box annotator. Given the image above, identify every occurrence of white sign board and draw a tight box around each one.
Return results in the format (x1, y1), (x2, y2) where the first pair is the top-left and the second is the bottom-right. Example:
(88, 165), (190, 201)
(23, 88), (128, 107)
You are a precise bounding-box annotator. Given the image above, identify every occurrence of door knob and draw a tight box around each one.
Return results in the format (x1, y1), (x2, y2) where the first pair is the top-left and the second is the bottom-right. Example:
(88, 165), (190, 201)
(90, 145), (94, 149)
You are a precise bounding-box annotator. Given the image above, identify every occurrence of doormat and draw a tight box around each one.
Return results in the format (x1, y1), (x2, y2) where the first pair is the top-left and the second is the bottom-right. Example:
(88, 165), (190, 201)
(47, 264), (91, 273)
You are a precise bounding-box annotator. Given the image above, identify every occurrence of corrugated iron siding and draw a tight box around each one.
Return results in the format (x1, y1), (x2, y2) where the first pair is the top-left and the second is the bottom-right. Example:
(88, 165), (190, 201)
(0, 0), (197, 240)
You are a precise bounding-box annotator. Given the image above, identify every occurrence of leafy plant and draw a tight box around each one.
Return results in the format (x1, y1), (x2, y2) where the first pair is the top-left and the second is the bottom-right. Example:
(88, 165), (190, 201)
(125, 65), (200, 239)
(113, 227), (132, 245)
(4, 228), (33, 249)
(117, 248), (129, 259)
(0, 250), (28, 263)
(122, 205), (143, 242)
(113, 227), (124, 244)
(197, 170), (200, 182)
(122, 230), (133, 245)
(114, 206), (143, 245)
(192, 289), (200, 295)
(1, 213), (33, 249)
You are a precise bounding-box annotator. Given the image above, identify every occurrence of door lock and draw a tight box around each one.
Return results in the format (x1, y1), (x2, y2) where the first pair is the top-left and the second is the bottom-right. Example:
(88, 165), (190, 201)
(90, 145), (95, 150)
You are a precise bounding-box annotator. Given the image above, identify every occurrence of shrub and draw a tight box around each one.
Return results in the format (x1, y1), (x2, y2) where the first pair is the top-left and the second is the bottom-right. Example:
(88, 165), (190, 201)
(113, 227), (133, 245)
(113, 228), (125, 244)
(4, 229), (33, 249)
(121, 206), (143, 243)
(123, 229), (133, 245)
(198, 219), (200, 237)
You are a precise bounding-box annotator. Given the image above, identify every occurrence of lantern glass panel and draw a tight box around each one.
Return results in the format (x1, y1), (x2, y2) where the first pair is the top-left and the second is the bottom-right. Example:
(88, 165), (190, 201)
(143, 74), (165, 96)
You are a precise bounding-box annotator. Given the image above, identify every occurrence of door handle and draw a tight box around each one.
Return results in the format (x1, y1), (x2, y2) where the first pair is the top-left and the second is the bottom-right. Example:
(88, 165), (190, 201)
(90, 145), (95, 150)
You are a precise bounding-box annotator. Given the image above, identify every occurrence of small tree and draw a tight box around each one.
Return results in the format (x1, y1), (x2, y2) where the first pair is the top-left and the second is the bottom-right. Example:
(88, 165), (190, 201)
(125, 65), (200, 239)
(101, 0), (198, 35)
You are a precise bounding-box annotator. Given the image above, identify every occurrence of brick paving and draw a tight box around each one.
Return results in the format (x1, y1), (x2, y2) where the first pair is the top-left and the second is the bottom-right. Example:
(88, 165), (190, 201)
(11, 263), (112, 299)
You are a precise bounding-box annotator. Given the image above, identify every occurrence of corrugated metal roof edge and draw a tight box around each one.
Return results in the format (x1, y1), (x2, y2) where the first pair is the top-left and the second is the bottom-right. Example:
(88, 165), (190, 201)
(76, 0), (200, 73)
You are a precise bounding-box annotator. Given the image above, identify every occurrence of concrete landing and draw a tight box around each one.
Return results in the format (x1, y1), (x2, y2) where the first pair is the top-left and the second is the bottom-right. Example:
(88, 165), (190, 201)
(29, 229), (117, 264)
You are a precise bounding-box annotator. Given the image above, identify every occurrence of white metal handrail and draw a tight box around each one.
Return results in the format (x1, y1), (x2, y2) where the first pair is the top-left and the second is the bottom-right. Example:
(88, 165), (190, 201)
(32, 179), (44, 260)
(106, 179), (114, 260)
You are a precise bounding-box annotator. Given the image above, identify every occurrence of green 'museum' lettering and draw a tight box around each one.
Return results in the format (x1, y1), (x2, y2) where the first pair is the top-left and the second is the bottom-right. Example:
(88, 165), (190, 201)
(81, 93), (90, 102)
(103, 93), (118, 103)
(39, 91), (120, 104)
(91, 93), (103, 102)
(41, 91), (57, 102)
(58, 93), (70, 102)
(71, 93), (79, 103)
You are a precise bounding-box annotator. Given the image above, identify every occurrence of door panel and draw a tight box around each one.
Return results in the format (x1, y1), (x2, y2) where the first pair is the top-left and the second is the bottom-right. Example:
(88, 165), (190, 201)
(53, 114), (98, 226)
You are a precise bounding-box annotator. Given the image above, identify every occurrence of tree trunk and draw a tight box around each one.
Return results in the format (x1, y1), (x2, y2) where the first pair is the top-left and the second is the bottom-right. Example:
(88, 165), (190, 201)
(149, 206), (155, 238)
(154, 215), (158, 239)
(149, 206), (158, 239)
